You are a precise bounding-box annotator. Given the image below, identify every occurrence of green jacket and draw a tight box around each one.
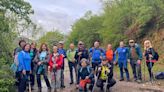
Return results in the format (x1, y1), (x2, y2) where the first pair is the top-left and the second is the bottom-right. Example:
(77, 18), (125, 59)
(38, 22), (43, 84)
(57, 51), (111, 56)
(128, 44), (143, 60)
(66, 49), (76, 62)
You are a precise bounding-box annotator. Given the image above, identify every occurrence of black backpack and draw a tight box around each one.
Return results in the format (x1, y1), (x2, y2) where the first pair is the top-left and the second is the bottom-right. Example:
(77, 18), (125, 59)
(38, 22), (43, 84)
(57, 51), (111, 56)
(154, 51), (159, 61)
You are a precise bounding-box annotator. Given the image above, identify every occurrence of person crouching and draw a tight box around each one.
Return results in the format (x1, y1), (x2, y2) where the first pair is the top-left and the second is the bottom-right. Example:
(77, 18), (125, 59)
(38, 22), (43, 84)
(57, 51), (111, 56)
(96, 57), (116, 91)
(77, 58), (94, 92)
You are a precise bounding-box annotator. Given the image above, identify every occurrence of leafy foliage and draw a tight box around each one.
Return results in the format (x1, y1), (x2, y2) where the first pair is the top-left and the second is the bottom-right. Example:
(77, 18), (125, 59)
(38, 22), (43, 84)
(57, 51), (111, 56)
(67, 0), (164, 49)
(0, 0), (33, 91)
(38, 31), (64, 51)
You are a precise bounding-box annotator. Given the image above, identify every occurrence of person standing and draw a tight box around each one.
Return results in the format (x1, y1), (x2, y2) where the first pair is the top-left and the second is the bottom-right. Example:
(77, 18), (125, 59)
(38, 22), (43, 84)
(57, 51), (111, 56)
(58, 41), (67, 88)
(66, 43), (77, 84)
(49, 45), (63, 92)
(75, 41), (89, 67)
(143, 40), (157, 81)
(34, 43), (51, 92)
(89, 41), (105, 72)
(17, 43), (31, 92)
(106, 44), (116, 79)
(114, 41), (130, 81)
(128, 40), (142, 82)
(29, 42), (38, 89)
(13, 40), (26, 86)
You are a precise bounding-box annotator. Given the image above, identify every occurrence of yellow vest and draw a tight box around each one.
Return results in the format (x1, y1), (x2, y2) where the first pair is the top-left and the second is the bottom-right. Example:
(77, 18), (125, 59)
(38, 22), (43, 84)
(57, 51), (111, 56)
(100, 66), (109, 80)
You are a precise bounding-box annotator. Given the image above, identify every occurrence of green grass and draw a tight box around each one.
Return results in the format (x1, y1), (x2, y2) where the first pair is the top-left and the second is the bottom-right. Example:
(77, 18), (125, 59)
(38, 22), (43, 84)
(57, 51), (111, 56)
(113, 61), (164, 80)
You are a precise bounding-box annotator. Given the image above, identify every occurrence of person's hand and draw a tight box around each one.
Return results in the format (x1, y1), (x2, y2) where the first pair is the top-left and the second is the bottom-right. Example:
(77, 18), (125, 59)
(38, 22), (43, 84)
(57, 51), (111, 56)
(30, 70), (32, 74)
(149, 54), (153, 58)
(61, 54), (65, 57)
(100, 56), (103, 60)
(72, 58), (76, 62)
(113, 61), (117, 65)
(78, 52), (82, 55)
(38, 62), (42, 65)
(53, 64), (58, 68)
(137, 60), (141, 65)
(85, 76), (89, 79)
(22, 70), (26, 75)
(127, 59), (130, 63)
(76, 85), (79, 88)
(98, 67), (101, 71)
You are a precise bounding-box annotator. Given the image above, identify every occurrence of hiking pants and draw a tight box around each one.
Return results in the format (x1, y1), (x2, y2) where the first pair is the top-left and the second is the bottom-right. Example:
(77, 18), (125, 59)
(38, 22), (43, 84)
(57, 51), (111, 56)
(130, 60), (142, 80)
(146, 62), (154, 80)
(68, 61), (77, 83)
(118, 61), (130, 79)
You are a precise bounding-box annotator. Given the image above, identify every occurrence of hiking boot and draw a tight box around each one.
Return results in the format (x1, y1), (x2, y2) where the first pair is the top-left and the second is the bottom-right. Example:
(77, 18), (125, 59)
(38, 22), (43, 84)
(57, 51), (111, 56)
(48, 87), (51, 92)
(137, 80), (142, 83)
(127, 79), (130, 82)
(61, 85), (65, 88)
(38, 88), (42, 92)
(119, 78), (124, 81)
(133, 78), (137, 82)
(70, 82), (74, 85)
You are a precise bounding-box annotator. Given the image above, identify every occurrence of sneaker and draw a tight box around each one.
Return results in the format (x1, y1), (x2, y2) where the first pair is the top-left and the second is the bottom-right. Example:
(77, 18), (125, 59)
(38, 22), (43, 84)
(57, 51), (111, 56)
(133, 78), (137, 82)
(61, 85), (65, 88)
(70, 82), (74, 85)
(38, 88), (42, 92)
(137, 80), (142, 83)
(127, 79), (130, 82)
(119, 78), (124, 81)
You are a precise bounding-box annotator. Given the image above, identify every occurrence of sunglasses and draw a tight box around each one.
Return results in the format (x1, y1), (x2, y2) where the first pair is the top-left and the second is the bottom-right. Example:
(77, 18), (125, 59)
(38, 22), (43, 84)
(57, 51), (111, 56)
(129, 42), (134, 43)
(79, 44), (83, 45)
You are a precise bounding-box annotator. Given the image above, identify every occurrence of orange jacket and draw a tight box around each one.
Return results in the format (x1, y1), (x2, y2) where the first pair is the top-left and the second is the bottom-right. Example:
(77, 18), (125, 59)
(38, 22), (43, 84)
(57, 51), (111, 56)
(106, 49), (114, 62)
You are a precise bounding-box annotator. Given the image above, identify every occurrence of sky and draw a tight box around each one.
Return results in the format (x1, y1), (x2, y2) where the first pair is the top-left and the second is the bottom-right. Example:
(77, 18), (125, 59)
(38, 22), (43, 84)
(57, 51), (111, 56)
(27, 0), (103, 34)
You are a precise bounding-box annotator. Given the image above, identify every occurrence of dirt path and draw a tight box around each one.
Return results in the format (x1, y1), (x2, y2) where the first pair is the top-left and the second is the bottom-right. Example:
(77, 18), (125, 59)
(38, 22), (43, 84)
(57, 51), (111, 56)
(33, 60), (164, 92)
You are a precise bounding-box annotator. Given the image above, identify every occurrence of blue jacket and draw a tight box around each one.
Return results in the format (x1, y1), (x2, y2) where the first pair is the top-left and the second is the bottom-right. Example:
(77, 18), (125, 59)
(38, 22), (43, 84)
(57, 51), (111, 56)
(58, 48), (66, 69)
(18, 51), (31, 71)
(115, 47), (128, 62)
(89, 48), (105, 63)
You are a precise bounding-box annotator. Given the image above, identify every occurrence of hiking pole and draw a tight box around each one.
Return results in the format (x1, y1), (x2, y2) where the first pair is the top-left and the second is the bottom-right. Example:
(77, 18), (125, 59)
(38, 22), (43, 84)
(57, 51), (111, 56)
(92, 68), (100, 92)
(28, 75), (32, 92)
(54, 71), (57, 92)
(144, 57), (146, 82)
(104, 74), (109, 92)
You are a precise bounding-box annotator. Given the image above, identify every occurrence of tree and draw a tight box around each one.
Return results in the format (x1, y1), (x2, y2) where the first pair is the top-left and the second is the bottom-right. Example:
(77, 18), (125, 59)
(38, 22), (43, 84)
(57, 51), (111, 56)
(38, 31), (64, 51)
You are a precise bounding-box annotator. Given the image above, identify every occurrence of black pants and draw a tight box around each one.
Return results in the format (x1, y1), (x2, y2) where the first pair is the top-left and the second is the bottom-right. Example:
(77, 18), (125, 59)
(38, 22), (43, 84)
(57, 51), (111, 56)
(130, 60), (142, 80)
(108, 62), (114, 79)
(146, 62), (154, 80)
(36, 73), (51, 88)
(18, 71), (30, 92)
(30, 62), (35, 86)
(92, 62), (101, 71)
(68, 62), (77, 83)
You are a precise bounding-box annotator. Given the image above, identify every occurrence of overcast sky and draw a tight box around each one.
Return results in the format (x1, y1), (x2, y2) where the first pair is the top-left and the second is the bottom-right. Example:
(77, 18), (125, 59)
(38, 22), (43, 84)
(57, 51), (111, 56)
(27, 0), (103, 34)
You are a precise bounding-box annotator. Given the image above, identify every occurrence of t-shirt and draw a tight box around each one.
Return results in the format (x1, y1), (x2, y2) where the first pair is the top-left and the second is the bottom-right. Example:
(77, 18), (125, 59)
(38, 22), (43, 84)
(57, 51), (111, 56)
(116, 47), (128, 61)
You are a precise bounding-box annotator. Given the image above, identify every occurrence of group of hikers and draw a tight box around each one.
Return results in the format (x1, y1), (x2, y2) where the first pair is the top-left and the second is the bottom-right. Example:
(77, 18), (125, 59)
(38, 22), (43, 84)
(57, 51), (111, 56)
(12, 39), (159, 92)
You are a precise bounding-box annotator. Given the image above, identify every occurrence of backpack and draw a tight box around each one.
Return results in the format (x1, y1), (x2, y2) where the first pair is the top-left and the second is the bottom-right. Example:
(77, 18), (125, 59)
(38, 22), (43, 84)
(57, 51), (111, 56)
(10, 51), (25, 73)
(91, 47), (104, 60)
(155, 72), (164, 79)
(154, 51), (159, 61)
(79, 66), (91, 74)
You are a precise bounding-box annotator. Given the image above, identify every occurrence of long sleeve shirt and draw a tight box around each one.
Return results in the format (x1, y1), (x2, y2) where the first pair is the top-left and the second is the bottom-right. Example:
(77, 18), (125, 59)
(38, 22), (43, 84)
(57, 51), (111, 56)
(18, 51), (31, 71)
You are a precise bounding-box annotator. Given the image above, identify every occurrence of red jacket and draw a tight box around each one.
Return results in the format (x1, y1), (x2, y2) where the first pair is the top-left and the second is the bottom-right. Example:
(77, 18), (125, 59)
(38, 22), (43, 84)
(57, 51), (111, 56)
(49, 54), (63, 71)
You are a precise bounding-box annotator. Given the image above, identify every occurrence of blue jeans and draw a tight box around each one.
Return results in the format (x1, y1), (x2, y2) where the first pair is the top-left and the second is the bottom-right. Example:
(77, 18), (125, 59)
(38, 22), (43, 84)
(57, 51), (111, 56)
(130, 60), (142, 80)
(118, 61), (130, 79)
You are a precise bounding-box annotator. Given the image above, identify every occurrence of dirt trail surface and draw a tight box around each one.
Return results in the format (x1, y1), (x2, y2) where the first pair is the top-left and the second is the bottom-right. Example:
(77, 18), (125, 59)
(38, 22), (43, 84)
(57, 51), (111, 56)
(33, 60), (164, 92)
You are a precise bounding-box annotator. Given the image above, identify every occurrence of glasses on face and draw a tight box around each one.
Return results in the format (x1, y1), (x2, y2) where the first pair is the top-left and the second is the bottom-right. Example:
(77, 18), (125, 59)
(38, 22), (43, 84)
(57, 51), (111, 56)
(79, 44), (83, 45)
(129, 42), (134, 44)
